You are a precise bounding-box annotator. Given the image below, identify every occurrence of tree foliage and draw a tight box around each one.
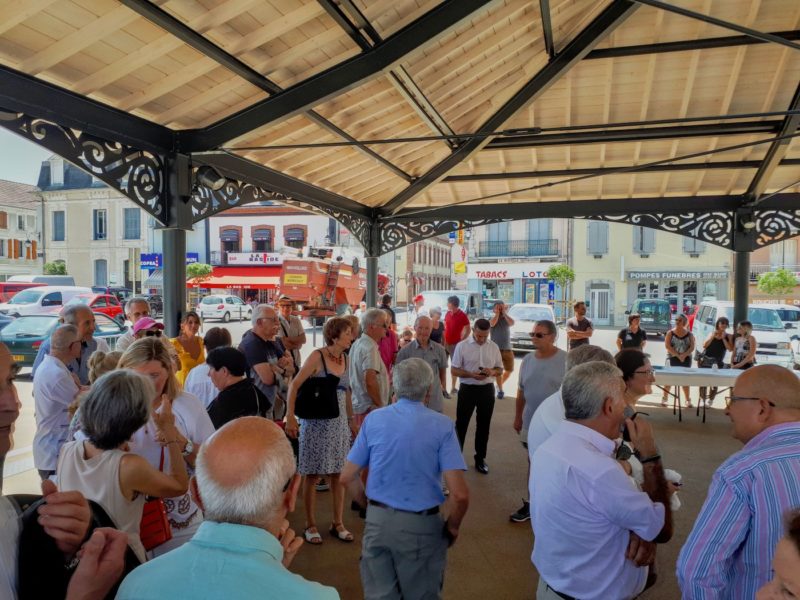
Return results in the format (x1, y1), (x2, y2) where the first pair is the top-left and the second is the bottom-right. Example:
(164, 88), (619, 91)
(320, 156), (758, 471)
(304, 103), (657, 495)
(548, 263), (576, 321)
(186, 263), (213, 281)
(757, 268), (797, 296)
(43, 260), (67, 275)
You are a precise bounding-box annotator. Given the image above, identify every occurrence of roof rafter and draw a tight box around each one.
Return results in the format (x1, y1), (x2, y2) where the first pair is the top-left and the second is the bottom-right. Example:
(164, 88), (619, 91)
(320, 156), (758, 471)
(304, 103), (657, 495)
(379, 0), (640, 214)
(746, 81), (800, 205)
(182, 0), (493, 151)
(119, 0), (412, 182)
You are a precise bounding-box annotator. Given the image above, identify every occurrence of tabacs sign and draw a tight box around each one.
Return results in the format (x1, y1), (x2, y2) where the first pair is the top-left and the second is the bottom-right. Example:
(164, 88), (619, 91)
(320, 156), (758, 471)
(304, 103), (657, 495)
(468, 262), (556, 280)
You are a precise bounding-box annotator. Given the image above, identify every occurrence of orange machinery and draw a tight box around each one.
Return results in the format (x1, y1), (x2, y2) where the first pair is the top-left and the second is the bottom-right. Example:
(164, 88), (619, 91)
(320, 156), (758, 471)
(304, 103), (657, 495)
(280, 257), (366, 316)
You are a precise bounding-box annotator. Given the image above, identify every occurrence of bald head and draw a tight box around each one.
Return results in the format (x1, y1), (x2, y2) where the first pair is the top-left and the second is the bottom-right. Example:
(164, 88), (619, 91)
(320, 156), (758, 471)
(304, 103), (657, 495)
(736, 365), (800, 411)
(51, 324), (79, 351)
(194, 417), (295, 528)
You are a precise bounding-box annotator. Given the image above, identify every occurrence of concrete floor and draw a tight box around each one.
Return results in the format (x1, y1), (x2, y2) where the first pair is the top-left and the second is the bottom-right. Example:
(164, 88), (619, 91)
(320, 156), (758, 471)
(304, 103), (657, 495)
(286, 392), (740, 600)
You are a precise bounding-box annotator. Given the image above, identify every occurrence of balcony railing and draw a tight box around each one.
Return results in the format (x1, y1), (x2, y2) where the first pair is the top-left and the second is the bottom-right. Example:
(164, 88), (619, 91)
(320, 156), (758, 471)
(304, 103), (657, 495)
(478, 239), (559, 258)
(750, 263), (800, 282)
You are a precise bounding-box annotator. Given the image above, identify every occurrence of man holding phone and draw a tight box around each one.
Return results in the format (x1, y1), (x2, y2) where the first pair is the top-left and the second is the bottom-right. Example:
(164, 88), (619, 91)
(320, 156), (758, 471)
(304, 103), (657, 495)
(451, 318), (503, 474)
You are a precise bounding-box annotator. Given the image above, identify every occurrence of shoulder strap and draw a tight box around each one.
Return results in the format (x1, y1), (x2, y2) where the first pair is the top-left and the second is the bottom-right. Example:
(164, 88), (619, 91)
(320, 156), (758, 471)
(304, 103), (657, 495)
(317, 348), (329, 376)
(158, 446), (165, 472)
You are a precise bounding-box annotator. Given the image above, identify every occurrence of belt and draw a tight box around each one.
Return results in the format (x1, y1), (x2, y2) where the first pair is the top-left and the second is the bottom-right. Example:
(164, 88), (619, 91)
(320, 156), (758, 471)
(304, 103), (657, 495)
(545, 584), (576, 600)
(368, 499), (439, 516)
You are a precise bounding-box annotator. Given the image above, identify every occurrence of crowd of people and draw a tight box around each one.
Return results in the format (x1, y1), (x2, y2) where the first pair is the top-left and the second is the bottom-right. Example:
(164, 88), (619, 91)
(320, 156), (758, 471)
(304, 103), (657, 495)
(0, 292), (797, 600)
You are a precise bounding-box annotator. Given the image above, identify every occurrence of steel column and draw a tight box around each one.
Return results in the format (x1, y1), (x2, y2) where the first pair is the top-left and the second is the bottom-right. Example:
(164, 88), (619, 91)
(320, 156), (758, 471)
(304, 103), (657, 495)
(733, 251), (750, 326)
(161, 154), (193, 336)
(365, 220), (381, 308)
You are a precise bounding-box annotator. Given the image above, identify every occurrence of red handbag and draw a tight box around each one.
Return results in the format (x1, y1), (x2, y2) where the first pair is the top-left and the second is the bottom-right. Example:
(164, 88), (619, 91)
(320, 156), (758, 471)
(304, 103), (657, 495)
(139, 447), (172, 551)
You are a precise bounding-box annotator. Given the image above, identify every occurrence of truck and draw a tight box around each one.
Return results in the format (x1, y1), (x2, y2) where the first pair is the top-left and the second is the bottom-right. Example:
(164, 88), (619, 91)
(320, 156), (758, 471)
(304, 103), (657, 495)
(279, 256), (367, 318)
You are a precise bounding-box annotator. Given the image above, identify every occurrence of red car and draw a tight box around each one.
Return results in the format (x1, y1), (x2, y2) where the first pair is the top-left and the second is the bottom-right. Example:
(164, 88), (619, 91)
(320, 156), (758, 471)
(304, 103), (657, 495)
(64, 293), (124, 322)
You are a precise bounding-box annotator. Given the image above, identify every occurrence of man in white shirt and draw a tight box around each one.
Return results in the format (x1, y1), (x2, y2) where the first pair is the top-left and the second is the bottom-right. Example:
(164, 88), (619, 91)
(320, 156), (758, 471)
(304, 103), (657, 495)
(115, 297), (153, 352)
(451, 318), (503, 474)
(406, 294), (428, 326)
(275, 295), (306, 372)
(33, 325), (83, 480)
(531, 361), (673, 600)
(527, 345), (615, 458)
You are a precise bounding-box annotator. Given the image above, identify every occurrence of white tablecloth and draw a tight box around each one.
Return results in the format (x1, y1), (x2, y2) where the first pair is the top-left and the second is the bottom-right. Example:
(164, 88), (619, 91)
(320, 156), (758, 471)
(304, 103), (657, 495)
(653, 366), (742, 388)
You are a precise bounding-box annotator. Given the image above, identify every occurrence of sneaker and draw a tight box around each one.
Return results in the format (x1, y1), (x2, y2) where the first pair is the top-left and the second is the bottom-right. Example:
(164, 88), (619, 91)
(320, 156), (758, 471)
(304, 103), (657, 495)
(510, 500), (530, 523)
(316, 479), (330, 492)
(497, 390), (505, 399)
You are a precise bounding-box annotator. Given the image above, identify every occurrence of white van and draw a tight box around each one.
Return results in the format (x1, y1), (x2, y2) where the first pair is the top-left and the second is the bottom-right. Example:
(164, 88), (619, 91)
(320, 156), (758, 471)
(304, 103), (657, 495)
(0, 286), (92, 317)
(691, 301), (794, 368)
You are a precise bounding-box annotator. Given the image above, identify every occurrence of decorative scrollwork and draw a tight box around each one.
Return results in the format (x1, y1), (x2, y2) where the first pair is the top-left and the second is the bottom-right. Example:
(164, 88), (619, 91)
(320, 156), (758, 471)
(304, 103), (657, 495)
(580, 212), (734, 249)
(0, 111), (165, 222)
(380, 219), (510, 254)
(754, 210), (800, 247)
(190, 176), (373, 250)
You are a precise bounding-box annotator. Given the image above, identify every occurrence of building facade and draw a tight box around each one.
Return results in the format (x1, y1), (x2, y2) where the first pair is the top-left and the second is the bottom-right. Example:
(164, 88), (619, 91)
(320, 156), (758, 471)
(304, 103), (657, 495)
(0, 180), (43, 279)
(38, 156), (153, 290)
(386, 236), (451, 305)
(748, 237), (800, 305)
(572, 220), (732, 326)
(466, 218), (569, 309)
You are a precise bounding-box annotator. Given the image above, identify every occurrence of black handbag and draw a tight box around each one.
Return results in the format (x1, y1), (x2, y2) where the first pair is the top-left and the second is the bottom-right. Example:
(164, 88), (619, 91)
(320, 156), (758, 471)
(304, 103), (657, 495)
(295, 350), (341, 420)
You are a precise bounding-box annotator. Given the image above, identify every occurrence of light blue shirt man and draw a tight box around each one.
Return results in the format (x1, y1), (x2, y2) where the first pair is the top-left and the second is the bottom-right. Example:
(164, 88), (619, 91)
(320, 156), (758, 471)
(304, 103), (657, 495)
(116, 521), (339, 600)
(32, 336), (108, 385)
(348, 398), (466, 511)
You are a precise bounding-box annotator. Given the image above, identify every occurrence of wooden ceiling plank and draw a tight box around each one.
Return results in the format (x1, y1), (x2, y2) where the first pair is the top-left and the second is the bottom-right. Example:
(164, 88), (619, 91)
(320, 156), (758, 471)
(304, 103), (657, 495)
(226, 2), (325, 55)
(0, 0), (59, 36)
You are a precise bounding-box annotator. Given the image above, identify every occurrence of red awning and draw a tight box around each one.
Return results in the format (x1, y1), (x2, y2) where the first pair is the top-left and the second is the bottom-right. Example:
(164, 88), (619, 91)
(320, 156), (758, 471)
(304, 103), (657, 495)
(186, 266), (281, 290)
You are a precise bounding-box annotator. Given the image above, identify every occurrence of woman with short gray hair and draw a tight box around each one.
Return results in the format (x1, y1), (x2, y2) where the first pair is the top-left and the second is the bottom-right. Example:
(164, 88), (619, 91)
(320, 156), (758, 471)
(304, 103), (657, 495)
(57, 369), (190, 564)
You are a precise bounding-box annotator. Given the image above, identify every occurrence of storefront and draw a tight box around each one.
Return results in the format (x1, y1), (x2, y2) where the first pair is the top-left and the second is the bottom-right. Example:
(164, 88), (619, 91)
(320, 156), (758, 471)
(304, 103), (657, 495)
(467, 262), (558, 306)
(626, 269), (729, 314)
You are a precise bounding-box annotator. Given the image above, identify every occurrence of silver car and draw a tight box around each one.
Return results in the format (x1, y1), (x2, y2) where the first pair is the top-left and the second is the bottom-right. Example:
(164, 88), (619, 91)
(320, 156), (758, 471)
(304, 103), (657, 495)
(507, 303), (556, 352)
(197, 294), (252, 322)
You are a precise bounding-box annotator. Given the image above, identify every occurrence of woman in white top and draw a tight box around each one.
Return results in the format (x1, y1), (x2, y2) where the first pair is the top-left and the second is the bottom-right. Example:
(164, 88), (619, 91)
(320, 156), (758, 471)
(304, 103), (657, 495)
(117, 337), (215, 556)
(57, 369), (189, 563)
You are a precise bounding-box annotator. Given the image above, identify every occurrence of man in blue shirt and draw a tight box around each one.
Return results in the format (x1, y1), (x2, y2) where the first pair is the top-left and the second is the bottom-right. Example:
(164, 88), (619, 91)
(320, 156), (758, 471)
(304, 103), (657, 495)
(117, 417), (338, 600)
(341, 358), (470, 600)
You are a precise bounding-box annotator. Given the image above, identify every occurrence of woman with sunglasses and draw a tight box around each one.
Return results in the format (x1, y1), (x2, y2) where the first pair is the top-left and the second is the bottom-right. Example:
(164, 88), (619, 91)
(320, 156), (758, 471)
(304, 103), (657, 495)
(0, 347), (20, 493)
(698, 317), (734, 406)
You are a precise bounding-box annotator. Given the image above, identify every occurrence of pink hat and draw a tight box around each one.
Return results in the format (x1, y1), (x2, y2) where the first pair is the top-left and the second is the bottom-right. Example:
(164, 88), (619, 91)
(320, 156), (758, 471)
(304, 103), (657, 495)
(133, 317), (164, 335)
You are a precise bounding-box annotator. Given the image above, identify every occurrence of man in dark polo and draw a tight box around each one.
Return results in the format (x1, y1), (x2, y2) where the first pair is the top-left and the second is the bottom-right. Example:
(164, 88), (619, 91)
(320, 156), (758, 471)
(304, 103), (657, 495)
(566, 301), (594, 350)
(341, 358), (469, 599)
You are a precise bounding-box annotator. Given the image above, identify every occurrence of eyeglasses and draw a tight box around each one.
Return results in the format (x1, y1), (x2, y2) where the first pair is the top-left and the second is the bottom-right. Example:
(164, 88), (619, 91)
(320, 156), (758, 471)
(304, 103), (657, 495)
(634, 369), (655, 376)
(724, 395), (776, 408)
(145, 330), (163, 337)
(529, 332), (551, 338)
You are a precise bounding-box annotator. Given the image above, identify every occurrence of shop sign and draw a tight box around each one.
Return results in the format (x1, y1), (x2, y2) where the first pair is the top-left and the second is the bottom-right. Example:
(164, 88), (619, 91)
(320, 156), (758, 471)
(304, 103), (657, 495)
(468, 262), (557, 280)
(140, 253), (198, 270)
(226, 252), (284, 265)
(627, 270), (729, 280)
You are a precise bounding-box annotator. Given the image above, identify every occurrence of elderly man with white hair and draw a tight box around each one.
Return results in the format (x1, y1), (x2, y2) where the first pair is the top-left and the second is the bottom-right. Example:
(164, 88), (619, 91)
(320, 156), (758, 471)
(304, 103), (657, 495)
(115, 297), (153, 352)
(342, 358), (469, 600)
(116, 417), (338, 599)
(349, 308), (390, 428)
(531, 361), (673, 600)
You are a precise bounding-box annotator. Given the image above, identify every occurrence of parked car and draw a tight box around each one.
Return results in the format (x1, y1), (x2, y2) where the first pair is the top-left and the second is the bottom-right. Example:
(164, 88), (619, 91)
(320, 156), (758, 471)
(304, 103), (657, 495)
(143, 294), (163, 318)
(418, 290), (483, 319)
(197, 294), (252, 322)
(626, 299), (672, 337)
(0, 313), (125, 366)
(0, 286), (92, 318)
(0, 315), (15, 332)
(91, 286), (133, 303)
(691, 301), (794, 368)
(7, 274), (76, 286)
(507, 303), (556, 352)
(64, 294), (124, 323)
(772, 303), (800, 367)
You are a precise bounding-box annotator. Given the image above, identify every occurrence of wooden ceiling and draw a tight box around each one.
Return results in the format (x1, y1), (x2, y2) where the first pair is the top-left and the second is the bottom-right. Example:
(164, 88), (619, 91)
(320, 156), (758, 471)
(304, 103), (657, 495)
(1, 0), (799, 217)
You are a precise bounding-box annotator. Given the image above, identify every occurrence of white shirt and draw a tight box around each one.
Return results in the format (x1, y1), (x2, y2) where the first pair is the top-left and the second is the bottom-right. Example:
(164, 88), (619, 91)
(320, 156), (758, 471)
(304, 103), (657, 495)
(0, 497), (18, 600)
(530, 420), (665, 600)
(116, 329), (135, 352)
(276, 314), (304, 367)
(33, 354), (79, 471)
(183, 363), (218, 408)
(527, 389), (565, 458)
(451, 335), (502, 386)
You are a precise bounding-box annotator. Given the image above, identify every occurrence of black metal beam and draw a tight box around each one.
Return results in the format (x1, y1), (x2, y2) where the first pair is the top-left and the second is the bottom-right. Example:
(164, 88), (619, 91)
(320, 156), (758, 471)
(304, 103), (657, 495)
(484, 120), (781, 149)
(379, 1), (639, 214)
(183, 0), (490, 151)
(122, 0), (411, 182)
(195, 151), (372, 218)
(0, 65), (173, 153)
(443, 159), (800, 182)
(317, 0), (372, 51)
(540, 0), (556, 59)
(587, 30), (800, 60)
(746, 82), (800, 203)
(631, 0), (800, 53)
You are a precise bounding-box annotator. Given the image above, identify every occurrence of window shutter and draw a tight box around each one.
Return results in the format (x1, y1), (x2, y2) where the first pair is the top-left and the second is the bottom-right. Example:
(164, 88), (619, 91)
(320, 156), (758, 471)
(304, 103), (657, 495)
(643, 227), (655, 253)
(632, 226), (642, 252)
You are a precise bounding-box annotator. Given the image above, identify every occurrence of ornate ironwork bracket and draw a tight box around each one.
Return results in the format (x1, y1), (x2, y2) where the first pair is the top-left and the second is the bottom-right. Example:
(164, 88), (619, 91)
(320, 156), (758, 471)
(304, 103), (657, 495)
(190, 176), (373, 250)
(379, 218), (510, 254)
(754, 209), (800, 247)
(578, 212), (735, 249)
(0, 110), (166, 223)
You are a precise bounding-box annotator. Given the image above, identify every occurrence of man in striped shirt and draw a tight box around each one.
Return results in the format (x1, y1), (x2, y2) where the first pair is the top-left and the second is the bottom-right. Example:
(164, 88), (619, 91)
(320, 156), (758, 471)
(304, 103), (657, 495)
(677, 365), (800, 599)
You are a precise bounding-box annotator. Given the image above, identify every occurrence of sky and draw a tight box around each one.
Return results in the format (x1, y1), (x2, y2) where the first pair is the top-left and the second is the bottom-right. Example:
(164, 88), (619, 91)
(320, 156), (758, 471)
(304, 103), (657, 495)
(0, 128), (52, 185)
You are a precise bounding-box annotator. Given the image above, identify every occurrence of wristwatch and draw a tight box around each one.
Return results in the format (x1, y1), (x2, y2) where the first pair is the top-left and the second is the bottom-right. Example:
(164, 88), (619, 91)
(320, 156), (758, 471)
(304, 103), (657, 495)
(182, 438), (195, 457)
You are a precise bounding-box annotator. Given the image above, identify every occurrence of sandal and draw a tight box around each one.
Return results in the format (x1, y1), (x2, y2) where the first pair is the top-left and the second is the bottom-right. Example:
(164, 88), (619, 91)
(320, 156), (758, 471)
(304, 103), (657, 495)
(329, 522), (354, 543)
(304, 527), (323, 545)
(661, 395), (669, 407)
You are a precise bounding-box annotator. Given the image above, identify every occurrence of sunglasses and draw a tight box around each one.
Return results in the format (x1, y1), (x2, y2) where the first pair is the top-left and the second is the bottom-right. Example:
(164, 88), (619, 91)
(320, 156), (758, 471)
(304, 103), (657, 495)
(529, 332), (551, 338)
(145, 330), (163, 337)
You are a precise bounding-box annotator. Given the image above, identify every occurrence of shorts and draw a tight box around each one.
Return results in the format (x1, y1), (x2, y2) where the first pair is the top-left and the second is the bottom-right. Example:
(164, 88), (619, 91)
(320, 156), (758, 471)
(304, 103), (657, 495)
(500, 350), (514, 372)
(669, 356), (692, 368)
